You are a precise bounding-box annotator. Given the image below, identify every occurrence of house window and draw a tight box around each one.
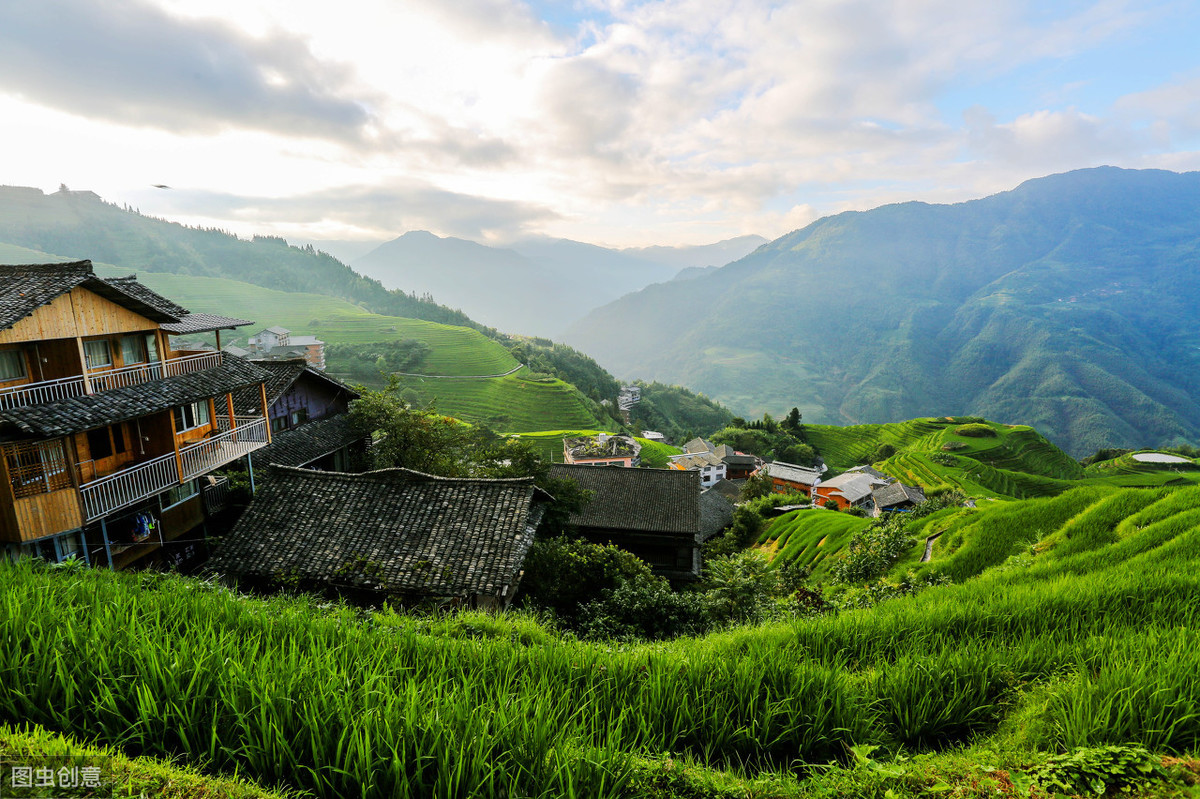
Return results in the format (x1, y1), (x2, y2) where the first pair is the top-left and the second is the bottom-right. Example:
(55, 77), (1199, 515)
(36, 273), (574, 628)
(161, 479), (199, 509)
(0, 349), (26, 382)
(290, 408), (308, 427)
(86, 427), (114, 460)
(174, 401), (211, 432)
(4, 440), (70, 498)
(271, 416), (288, 433)
(120, 335), (147, 365)
(84, 339), (113, 369)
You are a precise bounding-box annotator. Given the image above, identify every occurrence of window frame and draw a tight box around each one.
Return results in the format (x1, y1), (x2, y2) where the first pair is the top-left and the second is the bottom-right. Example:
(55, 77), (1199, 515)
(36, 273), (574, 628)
(83, 339), (113, 369)
(0, 349), (26, 382)
(173, 400), (212, 432)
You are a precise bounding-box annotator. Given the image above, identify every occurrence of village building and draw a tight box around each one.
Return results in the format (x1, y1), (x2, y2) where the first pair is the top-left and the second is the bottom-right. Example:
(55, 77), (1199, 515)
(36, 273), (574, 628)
(871, 481), (927, 515)
(679, 437), (761, 480)
(550, 463), (702, 579)
(812, 471), (890, 511)
(667, 450), (726, 487)
(640, 430), (665, 442)
(706, 478), (744, 503)
(699, 487), (735, 541)
(0, 261), (271, 570)
(562, 433), (641, 467)
(759, 460), (824, 497)
(232, 359), (368, 471)
(208, 466), (550, 608)
(247, 326), (326, 370)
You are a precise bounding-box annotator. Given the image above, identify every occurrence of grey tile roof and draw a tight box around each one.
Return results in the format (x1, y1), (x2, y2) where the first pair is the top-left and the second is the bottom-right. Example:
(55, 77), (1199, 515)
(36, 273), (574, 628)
(762, 461), (822, 485)
(818, 472), (882, 503)
(549, 464), (700, 534)
(0, 262), (181, 332)
(161, 313), (255, 334)
(682, 437), (716, 454)
(0, 356), (271, 439)
(699, 488), (734, 540)
(873, 482), (927, 509)
(102, 275), (189, 316)
(232, 359), (358, 415)
(707, 478), (744, 501)
(846, 465), (891, 481)
(669, 451), (723, 470)
(255, 415), (367, 468)
(209, 466), (545, 598)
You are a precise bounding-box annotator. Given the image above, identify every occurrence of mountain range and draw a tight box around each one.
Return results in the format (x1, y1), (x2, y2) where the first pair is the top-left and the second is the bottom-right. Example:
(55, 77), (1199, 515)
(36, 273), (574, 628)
(350, 232), (766, 336)
(563, 167), (1200, 457)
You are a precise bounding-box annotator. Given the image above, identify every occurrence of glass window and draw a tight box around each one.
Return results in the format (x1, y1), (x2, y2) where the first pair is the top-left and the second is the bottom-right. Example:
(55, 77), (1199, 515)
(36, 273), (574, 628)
(0, 350), (26, 382)
(84, 339), (113, 369)
(174, 401), (212, 431)
(290, 408), (308, 426)
(120, 335), (146, 365)
(4, 440), (70, 497)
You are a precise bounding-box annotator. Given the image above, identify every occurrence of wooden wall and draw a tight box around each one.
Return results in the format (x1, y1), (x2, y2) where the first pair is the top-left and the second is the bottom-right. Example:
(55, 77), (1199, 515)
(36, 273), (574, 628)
(0, 489), (84, 543)
(0, 288), (158, 346)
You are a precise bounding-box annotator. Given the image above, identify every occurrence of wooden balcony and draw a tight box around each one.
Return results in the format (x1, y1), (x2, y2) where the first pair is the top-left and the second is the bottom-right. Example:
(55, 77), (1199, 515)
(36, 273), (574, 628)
(77, 416), (268, 522)
(0, 351), (223, 410)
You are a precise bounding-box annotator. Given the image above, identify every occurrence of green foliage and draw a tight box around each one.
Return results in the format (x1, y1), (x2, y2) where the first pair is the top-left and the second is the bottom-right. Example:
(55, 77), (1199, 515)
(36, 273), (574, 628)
(626, 382), (733, 444)
(1030, 745), (1166, 796)
(829, 517), (915, 585)
(577, 574), (705, 641)
(700, 551), (786, 627)
(518, 537), (654, 627)
(953, 423), (998, 438)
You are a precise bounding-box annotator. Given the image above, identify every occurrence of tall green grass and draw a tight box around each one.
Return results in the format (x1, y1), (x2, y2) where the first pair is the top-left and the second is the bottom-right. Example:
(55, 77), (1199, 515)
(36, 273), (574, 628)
(2, 484), (1199, 797)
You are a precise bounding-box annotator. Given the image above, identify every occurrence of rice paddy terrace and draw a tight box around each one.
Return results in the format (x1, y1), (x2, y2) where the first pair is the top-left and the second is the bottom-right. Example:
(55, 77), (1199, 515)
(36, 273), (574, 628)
(3, 479), (1198, 798)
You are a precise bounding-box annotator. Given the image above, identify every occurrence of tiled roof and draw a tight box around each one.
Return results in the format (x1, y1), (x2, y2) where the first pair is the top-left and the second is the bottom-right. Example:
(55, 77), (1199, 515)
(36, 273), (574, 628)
(682, 437), (716, 454)
(102, 275), (189, 316)
(707, 478), (744, 501)
(873, 482), (927, 509)
(549, 464), (700, 534)
(209, 466), (545, 598)
(762, 461), (822, 485)
(255, 415), (367, 468)
(0, 262), (181, 332)
(669, 451), (723, 470)
(161, 313), (255, 334)
(232, 359), (358, 414)
(818, 472), (883, 503)
(846, 465), (891, 482)
(699, 488), (734, 540)
(0, 356), (270, 439)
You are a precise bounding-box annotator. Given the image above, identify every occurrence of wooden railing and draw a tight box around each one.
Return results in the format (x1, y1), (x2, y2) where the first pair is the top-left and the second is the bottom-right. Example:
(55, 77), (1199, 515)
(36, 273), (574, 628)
(0, 352), (223, 410)
(180, 417), (268, 481)
(76, 415), (267, 522)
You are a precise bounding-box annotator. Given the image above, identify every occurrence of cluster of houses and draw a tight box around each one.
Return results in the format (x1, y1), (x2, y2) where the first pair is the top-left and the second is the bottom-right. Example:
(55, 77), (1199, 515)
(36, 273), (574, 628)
(0, 261), (921, 611)
(760, 461), (926, 515)
(224, 326), (327, 371)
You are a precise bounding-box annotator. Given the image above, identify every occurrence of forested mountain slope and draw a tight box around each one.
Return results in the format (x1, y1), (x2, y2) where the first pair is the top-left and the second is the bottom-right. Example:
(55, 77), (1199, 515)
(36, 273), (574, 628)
(564, 167), (1200, 456)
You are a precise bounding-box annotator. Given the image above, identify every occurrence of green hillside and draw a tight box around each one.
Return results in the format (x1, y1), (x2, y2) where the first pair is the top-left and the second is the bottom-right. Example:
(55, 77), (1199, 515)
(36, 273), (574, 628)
(565, 167), (1200, 457)
(395, 369), (610, 433)
(758, 511), (873, 578)
(0, 187), (484, 330)
(3, 483), (1199, 798)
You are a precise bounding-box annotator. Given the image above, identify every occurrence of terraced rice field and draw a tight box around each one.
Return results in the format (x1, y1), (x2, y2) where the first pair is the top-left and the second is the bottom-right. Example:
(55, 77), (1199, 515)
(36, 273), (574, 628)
(757, 510), (873, 577)
(395, 370), (607, 433)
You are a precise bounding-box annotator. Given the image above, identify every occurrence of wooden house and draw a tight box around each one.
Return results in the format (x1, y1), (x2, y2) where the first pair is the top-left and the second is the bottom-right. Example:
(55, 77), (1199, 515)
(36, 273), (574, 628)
(549, 464), (702, 580)
(232, 359), (368, 471)
(759, 460), (823, 497)
(208, 465), (551, 609)
(812, 471), (888, 510)
(0, 262), (271, 570)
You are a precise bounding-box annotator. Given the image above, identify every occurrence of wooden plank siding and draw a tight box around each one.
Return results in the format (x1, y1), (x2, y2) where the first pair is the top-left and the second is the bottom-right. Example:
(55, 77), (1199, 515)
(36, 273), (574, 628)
(0, 288), (158, 346)
(0, 489), (84, 543)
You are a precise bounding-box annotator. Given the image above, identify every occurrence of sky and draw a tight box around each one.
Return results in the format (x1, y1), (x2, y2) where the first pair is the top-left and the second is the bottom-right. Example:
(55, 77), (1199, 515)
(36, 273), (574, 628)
(2, 0), (1199, 248)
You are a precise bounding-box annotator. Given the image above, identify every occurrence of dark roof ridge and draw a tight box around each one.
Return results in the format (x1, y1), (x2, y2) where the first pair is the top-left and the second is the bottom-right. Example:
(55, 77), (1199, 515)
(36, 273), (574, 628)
(265, 463), (538, 486)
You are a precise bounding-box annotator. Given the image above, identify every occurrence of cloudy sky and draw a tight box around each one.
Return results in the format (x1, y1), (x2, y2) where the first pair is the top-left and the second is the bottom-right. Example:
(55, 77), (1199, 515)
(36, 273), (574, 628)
(2, 0), (1199, 248)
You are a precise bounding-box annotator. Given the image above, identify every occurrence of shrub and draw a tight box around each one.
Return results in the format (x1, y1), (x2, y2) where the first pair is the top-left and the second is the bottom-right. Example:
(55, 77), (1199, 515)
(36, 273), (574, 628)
(823, 499), (840, 511)
(577, 574), (704, 640)
(517, 537), (654, 626)
(1030, 746), (1167, 796)
(830, 517), (916, 585)
(941, 441), (968, 451)
(929, 452), (958, 466)
(953, 423), (997, 438)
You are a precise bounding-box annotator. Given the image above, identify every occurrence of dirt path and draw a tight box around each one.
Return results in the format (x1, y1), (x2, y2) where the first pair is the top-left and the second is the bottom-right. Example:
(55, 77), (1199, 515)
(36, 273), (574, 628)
(921, 532), (943, 563)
